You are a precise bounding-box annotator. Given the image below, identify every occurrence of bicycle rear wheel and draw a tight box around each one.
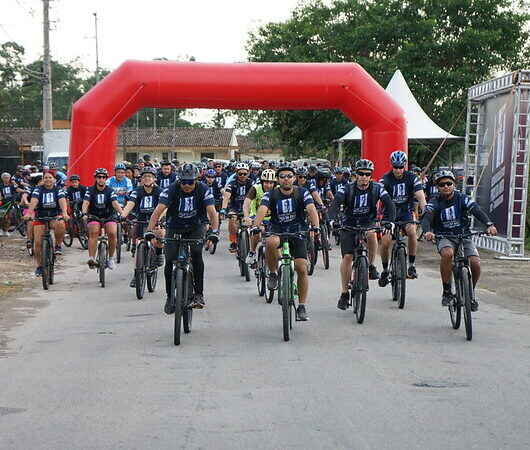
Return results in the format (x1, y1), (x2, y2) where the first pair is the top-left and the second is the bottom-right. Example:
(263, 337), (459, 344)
(354, 257), (368, 324)
(173, 268), (184, 345)
(41, 238), (50, 290)
(98, 242), (107, 288)
(78, 220), (88, 249)
(279, 265), (291, 341)
(183, 269), (193, 334)
(394, 246), (407, 309)
(461, 267), (473, 341)
(146, 246), (158, 293)
(135, 241), (147, 299)
(321, 225), (330, 270)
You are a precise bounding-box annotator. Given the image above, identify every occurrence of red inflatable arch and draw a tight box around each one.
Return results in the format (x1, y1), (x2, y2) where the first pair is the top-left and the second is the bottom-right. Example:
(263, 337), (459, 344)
(68, 61), (406, 183)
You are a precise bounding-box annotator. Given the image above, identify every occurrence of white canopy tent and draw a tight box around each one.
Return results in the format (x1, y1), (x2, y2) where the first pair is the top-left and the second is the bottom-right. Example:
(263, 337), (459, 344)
(338, 70), (462, 142)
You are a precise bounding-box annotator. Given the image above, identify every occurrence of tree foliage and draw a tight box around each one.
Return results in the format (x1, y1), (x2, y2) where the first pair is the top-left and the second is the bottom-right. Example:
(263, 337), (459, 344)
(242, 0), (530, 163)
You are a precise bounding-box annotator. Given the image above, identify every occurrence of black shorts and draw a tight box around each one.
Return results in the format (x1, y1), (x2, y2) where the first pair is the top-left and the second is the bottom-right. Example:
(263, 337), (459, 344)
(270, 226), (307, 260)
(340, 222), (375, 256)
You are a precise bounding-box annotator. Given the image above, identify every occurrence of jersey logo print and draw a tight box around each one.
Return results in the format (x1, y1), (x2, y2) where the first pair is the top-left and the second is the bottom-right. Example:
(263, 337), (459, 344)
(142, 196), (153, 209)
(44, 192), (55, 204)
(183, 197), (194, 212)
(281, 198), (293, 213)
(394, 183), (406, 197)
(442, 206), (456, 221)
(96, 193), (105, 205)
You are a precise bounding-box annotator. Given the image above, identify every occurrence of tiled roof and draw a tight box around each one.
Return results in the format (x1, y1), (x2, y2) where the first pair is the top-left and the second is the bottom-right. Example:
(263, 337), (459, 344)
(236, 134), (284, 153)
(119, 127), (236, 147)
(0, 128), (43, 146)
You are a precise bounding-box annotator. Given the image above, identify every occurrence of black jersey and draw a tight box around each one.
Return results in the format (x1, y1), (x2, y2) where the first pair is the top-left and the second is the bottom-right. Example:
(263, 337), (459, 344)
(260, 186), (313, 232)
(225, 179), (254, 212)
(31, 185), (65, 218)
(66, 185), (87, 204)
(159, 182), (214, 229)
(425, 191), (479, 234)
(128, 185), (162, 219)
(84, 185), (118, 219)
(157, 172), (177, 190)
(380, 171), (423, 213)
(0, 182), (17, 201)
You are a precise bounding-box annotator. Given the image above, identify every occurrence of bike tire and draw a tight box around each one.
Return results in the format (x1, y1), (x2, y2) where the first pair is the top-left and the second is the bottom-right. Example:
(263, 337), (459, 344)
(16, 218), (27, 237)
(183, 270), (193, 334)
(449, 279), (462, 330)
(48, 243), (55, 285)
(279, 265), (291, 342)
(321, 225), (330, 270)
(354, 257), (368, 324)
(240, 231), (250, 282)
(146, 247), (158, 293)
(63, 221), (73, 247)
(395, 247), (407, 309)
(135, 241), (146, 299)
(41, 238), (49, 290)
(116, 224), (122, 264)
(208, 240), (217, 255)
(462, 267), (473, 341)
(98, 242), (107, 288)
(334, 231), (340, 246)
(173, 268), (184, 345)
(307, 237), (316, 276)
(256, 246), (266, 297)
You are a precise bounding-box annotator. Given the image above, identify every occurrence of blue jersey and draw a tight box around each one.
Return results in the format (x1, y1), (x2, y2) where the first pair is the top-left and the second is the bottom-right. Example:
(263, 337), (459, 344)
(159, 182), (214, 229)
(425, 191), (478, 234)
(157, 173), (177, 190)
(84, 185), (118, 219)
(106, 176), (133, 206)
(32, 186), (65, 218)
(335, 181), (389, 226)
(128, 185), (162, 219)
(0, 182), (17, 201)
(225, 179), (254, 212)
(261, 186), (313, 232)
(380, 171), (423, 215)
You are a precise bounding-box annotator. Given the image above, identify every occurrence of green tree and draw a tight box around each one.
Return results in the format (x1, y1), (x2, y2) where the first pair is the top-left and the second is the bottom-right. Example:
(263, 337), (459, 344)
(242, 0), (530, 164)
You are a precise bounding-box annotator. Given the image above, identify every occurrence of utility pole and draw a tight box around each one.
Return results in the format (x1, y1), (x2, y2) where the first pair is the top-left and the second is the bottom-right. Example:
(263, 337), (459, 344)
(93, 12), (100, 83)
(42, 0), (53, 131)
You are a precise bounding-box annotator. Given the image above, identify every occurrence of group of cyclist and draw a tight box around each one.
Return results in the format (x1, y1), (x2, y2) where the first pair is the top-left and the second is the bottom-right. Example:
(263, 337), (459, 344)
(0, 150), (498, 321)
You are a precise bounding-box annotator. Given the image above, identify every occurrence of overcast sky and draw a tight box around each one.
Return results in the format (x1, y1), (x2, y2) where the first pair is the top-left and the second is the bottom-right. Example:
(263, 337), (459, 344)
(1, 0), (303, 125)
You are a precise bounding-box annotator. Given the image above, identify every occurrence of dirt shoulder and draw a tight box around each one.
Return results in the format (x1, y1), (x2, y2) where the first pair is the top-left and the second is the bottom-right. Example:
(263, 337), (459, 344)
(416, 240), (530, 314)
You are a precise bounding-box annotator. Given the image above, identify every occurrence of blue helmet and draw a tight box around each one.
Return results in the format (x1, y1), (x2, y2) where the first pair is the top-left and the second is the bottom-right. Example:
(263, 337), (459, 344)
(390, 151), (407, 168)
(206, 168), (216, 177)
(115, 162), (127, 171)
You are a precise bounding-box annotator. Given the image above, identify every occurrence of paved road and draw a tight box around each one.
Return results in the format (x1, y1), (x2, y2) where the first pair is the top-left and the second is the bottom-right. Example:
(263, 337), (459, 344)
(1, 237), (530, 450)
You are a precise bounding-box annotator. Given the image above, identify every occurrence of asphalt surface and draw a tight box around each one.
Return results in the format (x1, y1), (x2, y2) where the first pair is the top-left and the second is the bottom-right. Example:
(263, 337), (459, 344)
(1, 236), (530, 450)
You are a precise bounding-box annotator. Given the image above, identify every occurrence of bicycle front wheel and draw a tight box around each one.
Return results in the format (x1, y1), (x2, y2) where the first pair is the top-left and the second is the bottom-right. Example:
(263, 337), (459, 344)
(173, 268), (184, 345)
(257, 246), (266, 297)
(183, 269), (193, 334)
(146, 247), (158, 293)
(394, 246), (407, 309)
(354, 257), (368, 324)
(240, 231), (250, 281)
(116, 224), (122, 264)
(98, 242), (107, 288)
(321, 225), (330, 270)
(279, 265), (292, 341)
(461, 267), (473, 341)
(135, 241), (147, 299)
(63, 220), (73, 247)
(41, 238), (50, 290)
(307, 236), (316, 276)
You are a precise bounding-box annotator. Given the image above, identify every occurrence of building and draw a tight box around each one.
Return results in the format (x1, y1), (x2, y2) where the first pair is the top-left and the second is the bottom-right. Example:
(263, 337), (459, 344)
(236, 135), (283, 160)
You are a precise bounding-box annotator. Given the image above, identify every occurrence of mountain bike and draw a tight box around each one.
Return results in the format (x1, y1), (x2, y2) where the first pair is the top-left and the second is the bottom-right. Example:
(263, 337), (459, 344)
(252, 228), (274, 303)
(229, 212), (250, 281)
(434, 231), (484, 341)
(87, 216), (110, 288)
(268, 231), (309, 342)
(133, 221), (159, 300)
(306, 232), (317, 276)
(388, 220), (419, 309)
(317, 208), (331, 269)
(342, 225), (382, 324)
(63, 204), (88, 249)
(164, 234), (204, 346)
(36, 216), (60, 290)
(116, 219), (124, 263)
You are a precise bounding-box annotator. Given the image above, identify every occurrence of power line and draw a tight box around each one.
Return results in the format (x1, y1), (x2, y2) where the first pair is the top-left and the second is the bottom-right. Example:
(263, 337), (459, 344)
(14, 0), (37, 19)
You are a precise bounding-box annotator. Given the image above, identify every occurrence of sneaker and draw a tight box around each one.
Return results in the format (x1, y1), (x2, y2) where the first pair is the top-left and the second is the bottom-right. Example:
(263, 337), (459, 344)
(26, 239), (33, 250)
(4, 231), (11, 237)
(164, 296), (175, 315)
(107, 259), (116, 270)
(378, 270), (389, 287)
(156, 253), (164, 267)
(192, 293), (205, 309)
(368, 265), (380, 280)
(245, 251), (256, 266)
(471, 298), (479, 312)
(229, 242), (237, 253)
(0, 230), (5, 237)
(54, 245), (62, 255)
(442, 291), (455, 307)
(267, 272), (278, 290)
(87, 258), (96, 269)
(296, 304), (308, 321)
(129, 277), (136, 288)
(407, 265), (417, 279)
(337, 292), (350, 310)
(34, 266), (43, 277)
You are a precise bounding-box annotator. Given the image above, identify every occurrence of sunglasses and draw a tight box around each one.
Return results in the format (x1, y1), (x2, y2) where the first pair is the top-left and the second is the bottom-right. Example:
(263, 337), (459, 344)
(279, 173), (294, 179)
(297, 175), (306, 179)
(392, 166), (405, 170)
(356, 171), (372, 177)
(237, 172), (249, 176)
(181, 179), (195, 185)
(96, 175), (107, 179)
(438, 181), (454, 187)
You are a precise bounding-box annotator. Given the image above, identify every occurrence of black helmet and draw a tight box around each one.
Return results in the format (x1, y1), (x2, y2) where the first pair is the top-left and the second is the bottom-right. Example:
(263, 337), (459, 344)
(179, 163), (199, 181)
(354, 159), (375, 172)
(276, 163), (295, 175)
(94, 168), (108, 177)
(308, 165), (317, 172)
(69, 174), (80, 181)
(317, 167), (332, 178)
(334, 167), (344, 174)
(296, 167), (308, 176)
(141, 167), (157, 177)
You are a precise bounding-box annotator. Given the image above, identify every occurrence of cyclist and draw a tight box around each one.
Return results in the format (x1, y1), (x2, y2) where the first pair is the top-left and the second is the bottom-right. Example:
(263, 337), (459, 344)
(330, 167), (348, 196)
(213, 161), (228, 193)
(242, 168), (277, 266)
(220, 162), (254, 253)
(122, 167), (165, 287)
(24, 172), (69, 275)
(203, 168), (223, 209)
(254, 164), (320, 321)
(82, 168), (124, 270)
(47, 162), (67, 189)
(157, 160), (177, 189)
(294, 167), (325, 207)
(249, 161), (261, 182)
(330, 159), (396, 309)
(0, 172), (19, 236)
(147, 163), (219, 312)
(125, 165), (138, 189)
(106, 162), (133, 207)
(421, 170), (497, 311)
(65, 174), (87, 211)
(378, 151), (426, 285)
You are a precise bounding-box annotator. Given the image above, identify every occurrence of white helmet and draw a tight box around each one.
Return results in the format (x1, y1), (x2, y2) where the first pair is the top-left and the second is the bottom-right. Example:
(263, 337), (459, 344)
(235, 162), (249, 172)
(260, 169), (276, 182)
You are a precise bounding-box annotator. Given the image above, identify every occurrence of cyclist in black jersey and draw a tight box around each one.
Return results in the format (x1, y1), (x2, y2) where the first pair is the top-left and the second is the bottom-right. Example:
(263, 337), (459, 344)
(65, 175), (87, 213)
